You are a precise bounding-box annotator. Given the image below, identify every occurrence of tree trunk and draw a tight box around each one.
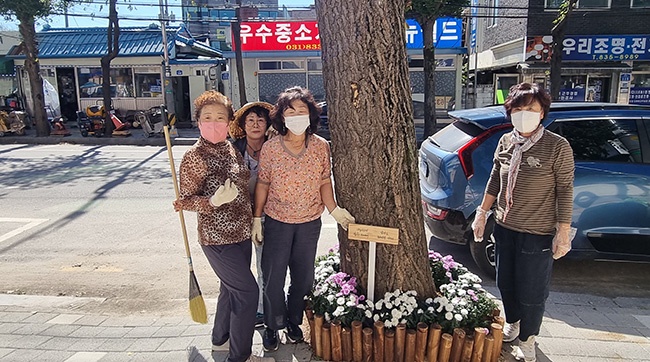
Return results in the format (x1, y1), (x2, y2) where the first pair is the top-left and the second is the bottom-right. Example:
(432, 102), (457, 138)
(101, 0), (119, 135)
(422, 18), (437, 138)
(550, 0), (576, 100)
(316, 0), (436, 299)
(18, 17), (48, 137)
(233, 1), (248, 106)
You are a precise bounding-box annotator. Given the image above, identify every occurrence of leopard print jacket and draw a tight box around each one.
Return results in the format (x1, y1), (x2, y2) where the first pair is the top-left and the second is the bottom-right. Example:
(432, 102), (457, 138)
(176, 137), (252, 245)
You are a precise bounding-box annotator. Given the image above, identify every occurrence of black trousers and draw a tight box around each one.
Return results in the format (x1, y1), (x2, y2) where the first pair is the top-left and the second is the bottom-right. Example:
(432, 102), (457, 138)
(494, 223), (554, 341)
(202, 240), (258, 362)
(261, 216), (321, 330)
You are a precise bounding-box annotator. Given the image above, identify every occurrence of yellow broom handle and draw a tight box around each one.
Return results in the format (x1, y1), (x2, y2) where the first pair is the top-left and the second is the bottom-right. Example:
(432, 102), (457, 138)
(163, 125), (195, 272)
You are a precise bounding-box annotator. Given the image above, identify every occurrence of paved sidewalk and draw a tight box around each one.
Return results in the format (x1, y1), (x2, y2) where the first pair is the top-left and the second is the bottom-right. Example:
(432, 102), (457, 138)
(1, 289), (649, 361)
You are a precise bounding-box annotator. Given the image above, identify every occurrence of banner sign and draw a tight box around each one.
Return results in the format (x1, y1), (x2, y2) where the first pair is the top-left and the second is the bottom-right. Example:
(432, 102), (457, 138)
(526, 35), (650, 62)
(405, 18), (463, 49)
(470, 0), (478, 51)
(558, 88), (586, 102)
(236, 19), (463, 52)
(630, 87), (650, 105)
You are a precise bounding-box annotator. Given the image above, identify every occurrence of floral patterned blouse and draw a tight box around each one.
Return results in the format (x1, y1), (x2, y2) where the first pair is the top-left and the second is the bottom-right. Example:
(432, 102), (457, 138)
(257, 134), (331, 224)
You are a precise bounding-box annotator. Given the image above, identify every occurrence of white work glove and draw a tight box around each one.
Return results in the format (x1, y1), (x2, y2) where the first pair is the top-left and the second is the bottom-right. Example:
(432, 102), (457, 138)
(471, 207), (489, 242)
(330, 206), (355, 231)
(210, 178), (239, 207)
(252, 217), (263, 246)
(552, 223), (575, 260)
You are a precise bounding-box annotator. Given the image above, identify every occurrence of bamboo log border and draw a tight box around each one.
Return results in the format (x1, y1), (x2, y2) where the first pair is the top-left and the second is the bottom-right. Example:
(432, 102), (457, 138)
(306, 312), (505, 362)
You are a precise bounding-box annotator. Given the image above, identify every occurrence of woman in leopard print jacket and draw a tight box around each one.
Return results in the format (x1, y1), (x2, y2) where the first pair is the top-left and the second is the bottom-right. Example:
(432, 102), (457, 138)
(173, 91), (272, 362)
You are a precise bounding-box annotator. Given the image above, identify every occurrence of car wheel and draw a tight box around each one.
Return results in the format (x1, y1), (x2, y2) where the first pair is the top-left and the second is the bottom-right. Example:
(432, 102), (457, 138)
(469, 216), (497, 279)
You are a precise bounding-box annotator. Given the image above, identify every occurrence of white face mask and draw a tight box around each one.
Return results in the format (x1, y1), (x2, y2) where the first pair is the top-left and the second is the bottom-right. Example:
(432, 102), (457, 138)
(284, 115), (310, 135)
(511, 110), (542, 133)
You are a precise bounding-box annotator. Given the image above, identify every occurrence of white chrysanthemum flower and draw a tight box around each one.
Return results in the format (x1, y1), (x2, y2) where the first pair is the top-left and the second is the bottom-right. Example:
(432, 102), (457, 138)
(445, 304), (454, 312)
(365, 310), (373, 318)
(445, 312), (453, 320)
(337, 297), (346, 305)
(373, 315), (380, 322)
(347, 300), (356, 307)
(426, 298), (433, 304)
(375, 301), (383, 309)
(391, 309), (402, 319)
(454, 313), (462, 321)
(385, 302), (393, 309)
(461, 308), (468, 316)
(327, 295), (335, 302)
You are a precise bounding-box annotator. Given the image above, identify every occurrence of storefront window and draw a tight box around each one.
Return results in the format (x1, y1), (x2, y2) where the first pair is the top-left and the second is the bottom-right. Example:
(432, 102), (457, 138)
(78, 67), (134, 98)
(308, 59), (323, 71)
(135, 73), (162, 97)
(630, 73), (650, 105)
(631, 0), (650, 7)
(578, 0), (610, 7)
(559, 75), (587, 101)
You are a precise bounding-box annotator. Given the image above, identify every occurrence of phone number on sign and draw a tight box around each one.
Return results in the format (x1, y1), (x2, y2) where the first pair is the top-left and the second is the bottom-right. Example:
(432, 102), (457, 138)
(285, 43), (321, 51)
(591, 54), (640, 60)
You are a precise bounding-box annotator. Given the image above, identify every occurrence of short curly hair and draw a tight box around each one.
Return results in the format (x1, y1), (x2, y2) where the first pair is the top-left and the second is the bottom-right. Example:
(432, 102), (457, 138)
(193, 90), (234, 122)
(504, 83), (551, 118)
(270, 86), (321, 136)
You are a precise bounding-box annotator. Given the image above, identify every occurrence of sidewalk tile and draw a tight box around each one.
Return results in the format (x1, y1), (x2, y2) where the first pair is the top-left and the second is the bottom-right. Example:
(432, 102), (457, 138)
(13, 322), (51, 335)
(68, 325), (106, 338)
(160, 350), (193, 361)
(575, 310), (618, 327)
(127, 337), (165, 352)
(73, 315), (109, 326)
(612, 341), (650, 360)
(10, 334), (52, 349)
(0, 333), (22, 347)
(95, 326), (132, 338)
(156, 336), (195, 351)
(0, 311), (33, 323)
(2, 349), (45, 361)
(46, 314), (84, 325)
(603, 312), (648, 328)
(68, 338), (110, 352)
(181, 324), (210, 337)
(151, 316), (185, 326)
(41, 324), (82, 337)
(152, 325), (189, 338)
(634, 314), (650, 329)
(0, 348), (14, 359)
(614, 297), (650, 310)
(97, 338), (137, 352)
(39, 336), (78, 350)
(123, 326), (161, 338)
(126, 352), (167, 361)
(0, 322), (23, 334)
(21, 312), (59, 324)
(100, 316), (154, 327)
(63, 351), (107, 362)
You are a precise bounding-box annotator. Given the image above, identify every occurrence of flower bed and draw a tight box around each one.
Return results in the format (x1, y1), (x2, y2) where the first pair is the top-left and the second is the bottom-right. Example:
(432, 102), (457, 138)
(306, 247), (503, 362)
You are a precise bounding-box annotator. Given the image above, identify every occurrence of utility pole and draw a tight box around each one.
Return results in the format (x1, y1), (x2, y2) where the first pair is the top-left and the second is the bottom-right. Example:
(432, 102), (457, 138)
(160, 0), (175, 125)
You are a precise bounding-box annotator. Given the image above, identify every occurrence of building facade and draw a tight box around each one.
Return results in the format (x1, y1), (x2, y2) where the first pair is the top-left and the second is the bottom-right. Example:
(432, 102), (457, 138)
(10, 24), (223, 126)
(469, 0), (650, 105)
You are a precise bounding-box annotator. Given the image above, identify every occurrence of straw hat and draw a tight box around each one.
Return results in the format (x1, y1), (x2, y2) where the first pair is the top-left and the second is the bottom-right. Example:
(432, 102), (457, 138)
(229, 101), (274, 139)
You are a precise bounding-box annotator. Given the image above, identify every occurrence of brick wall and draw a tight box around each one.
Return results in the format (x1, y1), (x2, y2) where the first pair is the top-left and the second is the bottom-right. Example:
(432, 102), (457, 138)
(481, 0), (529, 50)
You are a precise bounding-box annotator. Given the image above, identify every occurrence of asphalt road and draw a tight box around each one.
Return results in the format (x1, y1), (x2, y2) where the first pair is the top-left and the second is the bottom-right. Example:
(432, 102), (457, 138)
(0, 143), (648, 322)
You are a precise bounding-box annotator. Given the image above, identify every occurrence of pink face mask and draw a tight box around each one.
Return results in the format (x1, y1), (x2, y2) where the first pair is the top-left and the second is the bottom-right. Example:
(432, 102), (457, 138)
(199, 122), (229, 144)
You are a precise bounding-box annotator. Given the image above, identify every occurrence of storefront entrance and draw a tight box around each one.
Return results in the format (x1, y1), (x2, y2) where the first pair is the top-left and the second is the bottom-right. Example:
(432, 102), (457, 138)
(56, 67), (79, 123)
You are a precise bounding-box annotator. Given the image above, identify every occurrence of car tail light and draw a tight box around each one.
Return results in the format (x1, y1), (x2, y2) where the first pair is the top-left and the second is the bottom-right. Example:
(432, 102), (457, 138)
(422, 200), (449, 220)
(457, 124), (512, 179)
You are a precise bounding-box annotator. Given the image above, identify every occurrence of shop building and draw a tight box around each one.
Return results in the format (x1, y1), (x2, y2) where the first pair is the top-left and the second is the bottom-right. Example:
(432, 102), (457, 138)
(10, 24), (224, 125)
(468, 0), (650, 105)
(221, 17), (466, 113)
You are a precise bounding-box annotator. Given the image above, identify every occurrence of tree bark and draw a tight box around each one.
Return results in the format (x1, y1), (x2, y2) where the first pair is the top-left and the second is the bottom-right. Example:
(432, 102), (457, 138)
(18, 17), (48, 136)
(550, 0), (576, 100)
(316, 0), (436, 298)
(101, 0), (119, 135)
(422, 18), (437, 138)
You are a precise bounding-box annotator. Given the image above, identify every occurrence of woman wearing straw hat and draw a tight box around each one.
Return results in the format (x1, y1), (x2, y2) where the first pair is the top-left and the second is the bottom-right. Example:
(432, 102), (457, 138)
(229, 101), (275, 329)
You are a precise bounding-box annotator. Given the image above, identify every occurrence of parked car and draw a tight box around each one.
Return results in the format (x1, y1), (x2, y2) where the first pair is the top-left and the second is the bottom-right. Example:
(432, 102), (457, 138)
(419, 103), (650, 278)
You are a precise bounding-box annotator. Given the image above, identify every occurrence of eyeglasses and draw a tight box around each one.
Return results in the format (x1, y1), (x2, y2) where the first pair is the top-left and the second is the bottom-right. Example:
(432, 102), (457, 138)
(245, 119), (266, 126)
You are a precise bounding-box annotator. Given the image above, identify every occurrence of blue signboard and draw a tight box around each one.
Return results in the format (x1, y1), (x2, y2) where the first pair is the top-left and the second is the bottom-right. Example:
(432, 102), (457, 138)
(562, 35), (650, 61)
(470, 0), (478, 51)
(630, 88), (650, 105)
(559, 88), (586, 102)
(405, 18), (463, 49)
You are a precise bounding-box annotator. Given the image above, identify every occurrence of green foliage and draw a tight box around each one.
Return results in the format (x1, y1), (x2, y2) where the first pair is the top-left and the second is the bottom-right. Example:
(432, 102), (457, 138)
(407, 0), (469, 22)
(552, 0), (578, 30)
(0, 0), (53, 20)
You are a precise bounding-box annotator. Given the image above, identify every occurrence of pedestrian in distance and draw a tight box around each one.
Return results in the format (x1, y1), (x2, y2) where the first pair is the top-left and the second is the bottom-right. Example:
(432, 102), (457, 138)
(173, 90), (274, 362)
(252, 86), (356, 352)
(229, 101), (275, 329)
(472, 82), (575, 362)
